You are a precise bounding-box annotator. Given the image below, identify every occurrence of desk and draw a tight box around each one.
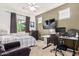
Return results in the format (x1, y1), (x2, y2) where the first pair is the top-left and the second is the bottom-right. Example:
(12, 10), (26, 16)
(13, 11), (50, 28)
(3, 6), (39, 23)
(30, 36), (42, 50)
(42, 35), (50, 44)
(59, 36), (78, 40)
(42, 35), (51, 49)
(59, 36), (78, 56)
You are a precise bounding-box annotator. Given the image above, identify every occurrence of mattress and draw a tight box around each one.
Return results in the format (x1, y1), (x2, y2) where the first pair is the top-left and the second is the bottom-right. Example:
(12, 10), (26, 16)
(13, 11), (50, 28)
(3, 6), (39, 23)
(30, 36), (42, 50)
(0, 33), (36, 47)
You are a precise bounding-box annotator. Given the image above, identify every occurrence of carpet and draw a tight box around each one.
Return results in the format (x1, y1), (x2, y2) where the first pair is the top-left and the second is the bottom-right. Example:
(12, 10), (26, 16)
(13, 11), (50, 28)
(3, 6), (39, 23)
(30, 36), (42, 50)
(30, 40), (72, 56)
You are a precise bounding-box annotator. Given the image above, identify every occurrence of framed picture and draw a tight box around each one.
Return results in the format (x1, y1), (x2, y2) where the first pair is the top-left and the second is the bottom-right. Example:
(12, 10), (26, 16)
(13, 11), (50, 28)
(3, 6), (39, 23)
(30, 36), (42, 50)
(30, 22), (34, 27)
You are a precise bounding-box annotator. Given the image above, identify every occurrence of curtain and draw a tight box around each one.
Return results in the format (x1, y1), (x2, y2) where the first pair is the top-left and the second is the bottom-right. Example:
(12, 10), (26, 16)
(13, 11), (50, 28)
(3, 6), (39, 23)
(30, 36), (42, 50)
(25, 16), (30, 32)
(10, 12), (17, 33)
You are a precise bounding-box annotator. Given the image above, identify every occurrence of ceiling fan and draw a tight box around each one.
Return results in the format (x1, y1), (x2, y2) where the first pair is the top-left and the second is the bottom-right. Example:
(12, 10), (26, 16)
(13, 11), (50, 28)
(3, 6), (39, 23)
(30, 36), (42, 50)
(23, 3), (39, 12)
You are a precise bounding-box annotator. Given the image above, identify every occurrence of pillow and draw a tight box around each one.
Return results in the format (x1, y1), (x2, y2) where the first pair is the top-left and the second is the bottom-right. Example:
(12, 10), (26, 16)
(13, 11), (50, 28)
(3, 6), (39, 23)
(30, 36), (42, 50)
(0, 29), (8, 36)
(0, 42), (5, 53)
(4, 41), (20, 51)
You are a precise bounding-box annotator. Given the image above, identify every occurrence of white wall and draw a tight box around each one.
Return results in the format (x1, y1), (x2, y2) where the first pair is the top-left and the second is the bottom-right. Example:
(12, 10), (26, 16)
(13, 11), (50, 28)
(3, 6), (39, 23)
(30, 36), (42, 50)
(0, 8), (10, 34)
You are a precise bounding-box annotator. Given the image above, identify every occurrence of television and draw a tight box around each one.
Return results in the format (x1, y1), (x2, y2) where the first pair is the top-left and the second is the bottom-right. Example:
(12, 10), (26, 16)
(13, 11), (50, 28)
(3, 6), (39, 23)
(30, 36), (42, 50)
(43, 18), (56, 29)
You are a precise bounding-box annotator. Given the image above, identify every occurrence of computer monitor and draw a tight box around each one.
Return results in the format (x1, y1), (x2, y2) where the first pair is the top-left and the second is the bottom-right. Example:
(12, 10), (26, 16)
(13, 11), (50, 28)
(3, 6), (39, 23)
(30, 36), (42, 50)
(55, 27), (66, 33)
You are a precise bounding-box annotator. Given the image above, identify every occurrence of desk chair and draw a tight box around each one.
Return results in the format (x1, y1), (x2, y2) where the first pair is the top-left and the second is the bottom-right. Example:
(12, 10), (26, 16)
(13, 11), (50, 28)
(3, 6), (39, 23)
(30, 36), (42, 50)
(50, 34), (68, 56)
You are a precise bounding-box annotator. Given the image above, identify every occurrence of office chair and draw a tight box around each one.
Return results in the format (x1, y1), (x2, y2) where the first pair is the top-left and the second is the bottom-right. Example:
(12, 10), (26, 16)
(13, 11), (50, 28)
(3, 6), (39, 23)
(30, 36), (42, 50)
(50, 34), (68, 56)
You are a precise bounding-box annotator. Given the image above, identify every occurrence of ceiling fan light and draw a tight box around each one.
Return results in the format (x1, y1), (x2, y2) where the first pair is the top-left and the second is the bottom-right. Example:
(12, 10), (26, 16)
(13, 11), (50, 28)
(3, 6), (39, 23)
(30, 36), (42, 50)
(30, 7), (36, 11)
(34, 5), (39, 8)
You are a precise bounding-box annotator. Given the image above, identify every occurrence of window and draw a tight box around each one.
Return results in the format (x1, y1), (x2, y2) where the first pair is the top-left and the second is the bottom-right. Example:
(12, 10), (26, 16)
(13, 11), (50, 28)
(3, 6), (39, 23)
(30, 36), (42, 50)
(38, 17), (42, 24)
(16, 15), (26, 32)
(58, 8), (70, 20)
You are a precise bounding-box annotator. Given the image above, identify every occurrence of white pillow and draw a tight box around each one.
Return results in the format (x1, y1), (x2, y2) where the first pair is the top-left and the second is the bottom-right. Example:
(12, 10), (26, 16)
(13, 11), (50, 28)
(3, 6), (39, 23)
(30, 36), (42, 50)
(0, 42), (5, 53)
(0, 29), (8, 36)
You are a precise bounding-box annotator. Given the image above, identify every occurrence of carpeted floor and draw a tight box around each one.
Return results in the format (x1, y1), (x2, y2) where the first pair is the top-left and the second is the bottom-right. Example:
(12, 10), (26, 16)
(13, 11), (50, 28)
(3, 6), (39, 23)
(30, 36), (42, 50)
(30, 40), (72, 56)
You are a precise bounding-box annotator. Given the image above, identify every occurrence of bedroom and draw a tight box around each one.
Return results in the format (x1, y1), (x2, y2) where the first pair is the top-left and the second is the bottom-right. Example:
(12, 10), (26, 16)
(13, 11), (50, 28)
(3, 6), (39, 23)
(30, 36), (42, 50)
(0, 3), (79, 56)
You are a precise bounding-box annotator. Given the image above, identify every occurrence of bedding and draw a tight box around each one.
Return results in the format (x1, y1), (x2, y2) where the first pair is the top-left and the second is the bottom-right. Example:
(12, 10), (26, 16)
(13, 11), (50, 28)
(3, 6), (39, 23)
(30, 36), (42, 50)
(0, 33), (36, 47)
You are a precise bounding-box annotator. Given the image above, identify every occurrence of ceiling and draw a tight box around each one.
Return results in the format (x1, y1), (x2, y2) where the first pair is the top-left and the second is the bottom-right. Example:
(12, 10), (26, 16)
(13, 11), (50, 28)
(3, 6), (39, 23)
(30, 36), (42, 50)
(0, 3), (65, 16)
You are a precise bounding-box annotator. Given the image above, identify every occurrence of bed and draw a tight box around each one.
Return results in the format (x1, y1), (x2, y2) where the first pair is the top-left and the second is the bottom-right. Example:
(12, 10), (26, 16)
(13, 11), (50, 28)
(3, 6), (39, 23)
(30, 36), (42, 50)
(0, 33), (36, 47)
